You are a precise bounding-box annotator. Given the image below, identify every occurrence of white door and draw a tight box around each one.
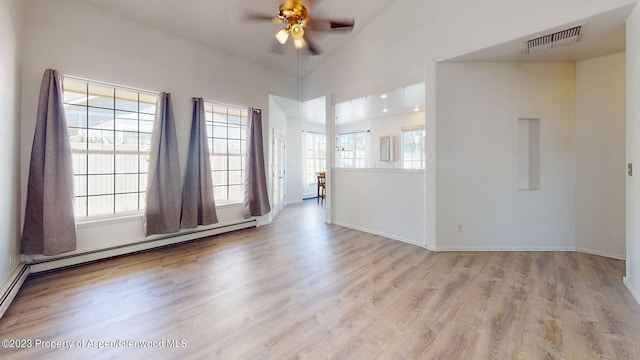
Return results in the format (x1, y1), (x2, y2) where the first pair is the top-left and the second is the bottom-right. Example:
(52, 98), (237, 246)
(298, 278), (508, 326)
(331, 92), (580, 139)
(272, 133), (286, 218)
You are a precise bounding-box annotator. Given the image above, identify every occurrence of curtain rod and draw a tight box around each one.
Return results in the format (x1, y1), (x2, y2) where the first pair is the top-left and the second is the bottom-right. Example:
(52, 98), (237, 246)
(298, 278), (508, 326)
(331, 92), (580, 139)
(336, 130), (370, 136)
(61, 74), (159, 95)
(202, 98), (249, 111)
(62, 74), (251, 111)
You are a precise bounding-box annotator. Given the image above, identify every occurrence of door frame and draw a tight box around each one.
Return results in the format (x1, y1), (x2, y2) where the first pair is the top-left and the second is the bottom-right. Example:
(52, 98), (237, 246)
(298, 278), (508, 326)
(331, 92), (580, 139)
(271, 130), (286, 219)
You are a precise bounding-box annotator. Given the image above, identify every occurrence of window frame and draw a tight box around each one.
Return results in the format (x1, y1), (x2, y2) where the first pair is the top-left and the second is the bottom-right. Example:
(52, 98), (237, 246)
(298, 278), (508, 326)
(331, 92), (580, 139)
(63, 75), (158, 221)
(304, 131), (326, 184)
(401, 126), (426, 170)
(203, 101), (248, 205)
(336, 131), (368, 168)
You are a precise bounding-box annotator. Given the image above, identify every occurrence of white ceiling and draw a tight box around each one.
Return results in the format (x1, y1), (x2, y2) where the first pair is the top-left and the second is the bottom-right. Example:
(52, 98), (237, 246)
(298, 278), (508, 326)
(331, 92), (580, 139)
(335, 82), (425, 124)
(77, 0), (397, 77)
(80, 0), (633, 126)
(447, 4), (634, 63)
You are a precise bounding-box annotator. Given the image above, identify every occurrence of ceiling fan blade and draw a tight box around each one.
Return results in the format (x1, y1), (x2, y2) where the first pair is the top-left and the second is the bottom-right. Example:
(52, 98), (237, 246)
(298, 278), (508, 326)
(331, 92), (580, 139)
(269, 38), (287, 55)
(305, 34), (323, 56)
(309, 18), (355, 32)
(329, 19), (355, 30)
(228, 9), (279, 25)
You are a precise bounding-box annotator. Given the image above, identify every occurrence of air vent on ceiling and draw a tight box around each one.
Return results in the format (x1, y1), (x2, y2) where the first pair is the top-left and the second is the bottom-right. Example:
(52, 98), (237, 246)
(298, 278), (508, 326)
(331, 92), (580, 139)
(527, 26), (582, 54)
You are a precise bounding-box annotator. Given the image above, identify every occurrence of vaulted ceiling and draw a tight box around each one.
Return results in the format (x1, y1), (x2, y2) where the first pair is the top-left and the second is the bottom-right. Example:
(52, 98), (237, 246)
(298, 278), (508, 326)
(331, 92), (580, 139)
(76, 0), (397, 77)
(76, 0), (634, 124)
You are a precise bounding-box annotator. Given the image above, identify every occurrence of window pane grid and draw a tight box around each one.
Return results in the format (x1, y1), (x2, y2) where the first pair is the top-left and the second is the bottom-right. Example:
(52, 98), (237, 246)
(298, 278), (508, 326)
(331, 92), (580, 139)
(205, 102), (247, 204)
(402, 128), (426, 170)
(305, 132), (326, 184)
(337, 132), (366, 168)
(63, 76), (157, 218)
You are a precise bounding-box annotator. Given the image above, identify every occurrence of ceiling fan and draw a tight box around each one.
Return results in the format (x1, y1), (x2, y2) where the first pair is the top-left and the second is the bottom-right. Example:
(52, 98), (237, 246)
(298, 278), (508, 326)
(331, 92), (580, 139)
(234, 0), (355, 55)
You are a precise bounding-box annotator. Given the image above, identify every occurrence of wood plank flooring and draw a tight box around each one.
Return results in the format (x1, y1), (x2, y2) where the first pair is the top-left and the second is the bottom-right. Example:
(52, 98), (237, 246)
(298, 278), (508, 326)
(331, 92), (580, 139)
(1, 200), (640, 359)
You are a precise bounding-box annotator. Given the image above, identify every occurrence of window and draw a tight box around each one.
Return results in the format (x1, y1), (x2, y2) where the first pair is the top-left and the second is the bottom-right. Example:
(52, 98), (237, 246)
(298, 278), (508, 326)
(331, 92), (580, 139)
(336, 132), (367, 168)
(204, 102), (247, 204)
(304, 132), (326, 184)
(402, 127), (425, 169)
(63, 76), (157, 219)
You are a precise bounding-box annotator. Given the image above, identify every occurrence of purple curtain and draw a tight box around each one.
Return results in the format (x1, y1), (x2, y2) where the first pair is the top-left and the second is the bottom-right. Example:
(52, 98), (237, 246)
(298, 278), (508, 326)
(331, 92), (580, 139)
(145, 92), (182, 236)
(21, 69), (76, 255)
(243, 108), (271, 218)
(181, 98), (218, 228)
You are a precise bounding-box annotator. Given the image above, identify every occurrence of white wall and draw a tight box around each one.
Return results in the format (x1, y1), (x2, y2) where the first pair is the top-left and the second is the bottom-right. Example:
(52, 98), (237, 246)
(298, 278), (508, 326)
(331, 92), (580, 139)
(331, 110), (427, 244)
(302, 0), (433, 100)
(302, 0), (635, 253)
(435, 62), (576, 250)
(20, 0), (296, 259)
(575, 52), (626, 259)
(268, 96), (287, 217)
(285, 112), (303, 203)
(333, 168), (425, 245)
(626, 4), (640, 303)
(0, 0), (22, 286)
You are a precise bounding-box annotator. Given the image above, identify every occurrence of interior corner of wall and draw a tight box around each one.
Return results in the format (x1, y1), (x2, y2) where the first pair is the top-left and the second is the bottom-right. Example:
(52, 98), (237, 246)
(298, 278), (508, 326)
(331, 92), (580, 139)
(623, 276), (640, 306)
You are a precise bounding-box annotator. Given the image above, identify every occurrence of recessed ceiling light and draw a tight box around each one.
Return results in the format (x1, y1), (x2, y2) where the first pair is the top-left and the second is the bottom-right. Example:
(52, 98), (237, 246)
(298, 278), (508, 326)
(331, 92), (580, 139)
(414, 107), (420, 112)
(380, 94), (387, 99)
(382, 108), (388, 113)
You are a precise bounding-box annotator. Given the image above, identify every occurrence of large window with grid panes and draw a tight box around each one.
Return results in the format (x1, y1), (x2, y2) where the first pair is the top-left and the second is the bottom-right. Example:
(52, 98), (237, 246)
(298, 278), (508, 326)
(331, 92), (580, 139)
(204, 102), (247, 204)
(63, 76), (157, 219)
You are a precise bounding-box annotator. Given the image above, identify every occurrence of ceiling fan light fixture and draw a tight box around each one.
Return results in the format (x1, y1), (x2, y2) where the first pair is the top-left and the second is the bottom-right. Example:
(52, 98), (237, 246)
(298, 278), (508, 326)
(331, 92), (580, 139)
(275, 28), (290, 44)
(240, 0), (355, 56)
(293, 37), (306, 49)
(290, 23), (304, 40)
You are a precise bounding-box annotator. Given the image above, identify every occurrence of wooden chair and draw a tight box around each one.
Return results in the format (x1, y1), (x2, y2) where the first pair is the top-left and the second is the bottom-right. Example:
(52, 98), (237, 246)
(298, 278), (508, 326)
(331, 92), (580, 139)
(317, 172), (326, 204)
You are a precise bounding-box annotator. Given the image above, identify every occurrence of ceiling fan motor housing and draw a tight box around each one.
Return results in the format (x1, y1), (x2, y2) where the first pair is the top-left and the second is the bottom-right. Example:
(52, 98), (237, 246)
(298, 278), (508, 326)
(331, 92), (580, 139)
(277, 0), (309, 27)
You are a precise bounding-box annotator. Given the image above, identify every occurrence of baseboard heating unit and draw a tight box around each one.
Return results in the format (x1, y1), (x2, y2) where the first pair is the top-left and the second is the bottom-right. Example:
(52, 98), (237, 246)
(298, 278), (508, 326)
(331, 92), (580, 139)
(29, 219), (257, 274)
(0, 264), (29, 319)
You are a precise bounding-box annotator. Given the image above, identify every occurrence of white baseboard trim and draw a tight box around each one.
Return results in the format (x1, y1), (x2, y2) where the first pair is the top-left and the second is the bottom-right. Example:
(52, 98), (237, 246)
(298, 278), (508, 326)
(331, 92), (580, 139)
(332, 221), (426, 248)
(0, 263), (29, 319)
(576, 248), (625, 260)
(433, 246), (624, 260)
(623, 276), (640, 306)
(29, 220), (257, 274)
(322, 222), (628, 261)
(434, 246), (576, 252)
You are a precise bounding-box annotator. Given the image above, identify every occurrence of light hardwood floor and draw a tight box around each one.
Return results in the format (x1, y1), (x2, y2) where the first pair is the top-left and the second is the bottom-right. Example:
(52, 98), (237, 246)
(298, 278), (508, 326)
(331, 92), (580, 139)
(1, 200), (640, 359)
